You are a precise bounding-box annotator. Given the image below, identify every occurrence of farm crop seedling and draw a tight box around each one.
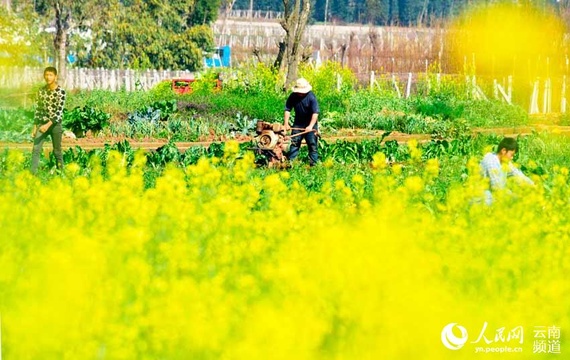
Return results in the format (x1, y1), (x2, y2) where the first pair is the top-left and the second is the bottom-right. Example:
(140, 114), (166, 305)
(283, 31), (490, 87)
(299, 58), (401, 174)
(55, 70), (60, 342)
(127, 99), (178, 125)
(230, 113), (257, 136)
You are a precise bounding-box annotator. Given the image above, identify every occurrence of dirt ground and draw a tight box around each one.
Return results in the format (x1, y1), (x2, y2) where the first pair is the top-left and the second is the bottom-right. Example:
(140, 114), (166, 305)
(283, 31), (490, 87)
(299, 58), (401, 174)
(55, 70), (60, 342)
(2, 124), (569, 152)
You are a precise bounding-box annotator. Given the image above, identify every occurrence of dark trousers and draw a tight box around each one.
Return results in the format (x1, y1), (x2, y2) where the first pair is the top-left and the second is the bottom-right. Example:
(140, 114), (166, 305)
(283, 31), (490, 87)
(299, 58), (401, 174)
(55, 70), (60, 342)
(31, 122), (63, 174)
(288, 126), (319, 166)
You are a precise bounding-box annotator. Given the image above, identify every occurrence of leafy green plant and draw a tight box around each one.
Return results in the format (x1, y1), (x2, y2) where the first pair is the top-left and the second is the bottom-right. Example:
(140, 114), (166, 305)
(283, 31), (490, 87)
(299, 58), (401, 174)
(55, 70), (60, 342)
(414, 91), (465, 120)
(127, 107), (162, 125)
(147, 140), (181, 166)
(127, 99), (177, 125)
(189, 70), (223, 94)
(429, 118), (472, 139)
(181, 146), (209, 166)
(230, 113), (257, 136)
(63, 106), (111, 137)
(150, 100), (177, 118)
(461, 99), (528, 127)
(222, 63), (281, 95)
(62, 146), (91, 168)
(299, 61), (357, 114)
(66, 90), (154, 120)
(0, 108), (34, 142)
(148, 80), (176, 100)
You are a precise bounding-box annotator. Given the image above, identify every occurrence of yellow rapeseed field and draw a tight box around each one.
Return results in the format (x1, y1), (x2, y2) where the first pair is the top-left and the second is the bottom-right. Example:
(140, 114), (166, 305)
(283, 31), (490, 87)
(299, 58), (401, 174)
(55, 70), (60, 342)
(0, 142), (568, 359)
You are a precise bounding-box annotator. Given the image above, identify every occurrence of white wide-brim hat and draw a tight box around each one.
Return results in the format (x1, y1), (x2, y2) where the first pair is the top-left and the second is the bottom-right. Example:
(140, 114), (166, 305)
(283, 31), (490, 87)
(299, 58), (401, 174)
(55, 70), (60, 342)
(292, 78), (312, 93)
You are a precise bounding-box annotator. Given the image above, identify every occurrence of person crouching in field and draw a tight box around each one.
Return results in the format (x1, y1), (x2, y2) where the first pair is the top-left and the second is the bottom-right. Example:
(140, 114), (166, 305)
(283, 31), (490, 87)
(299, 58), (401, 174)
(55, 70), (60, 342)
(480, 137), (534, 204)
(283, 78), (320, 167)
(31, 66), (66, 174)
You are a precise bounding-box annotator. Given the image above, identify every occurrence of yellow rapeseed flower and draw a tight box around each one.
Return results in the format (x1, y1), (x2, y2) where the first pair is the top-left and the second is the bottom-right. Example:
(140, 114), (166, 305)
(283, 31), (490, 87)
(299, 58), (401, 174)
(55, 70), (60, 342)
(224, 140), (240, 157)
(404, 175), (424, 194)
(372, 152), (388, 170)
(1, 150), (569, 359)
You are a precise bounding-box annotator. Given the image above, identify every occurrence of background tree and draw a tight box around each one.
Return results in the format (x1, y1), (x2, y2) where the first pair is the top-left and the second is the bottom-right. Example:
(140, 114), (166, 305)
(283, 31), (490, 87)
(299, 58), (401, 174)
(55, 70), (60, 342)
(6, 0), (216, 71)
(187, 0), (221, 25)
(364, 0), (388, 25)
(233, 0), (480, 25)
(278, 0), (311, 89)
(30, 0), (101, 82)
(82, 0), (216, 70)
(0, 7), (45, 67)
(220, 0), (238, 34)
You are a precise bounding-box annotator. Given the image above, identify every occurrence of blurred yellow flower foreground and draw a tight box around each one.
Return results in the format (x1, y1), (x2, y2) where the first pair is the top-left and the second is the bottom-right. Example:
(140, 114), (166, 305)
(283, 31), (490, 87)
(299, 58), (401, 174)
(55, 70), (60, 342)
(0, 149), (568, 359)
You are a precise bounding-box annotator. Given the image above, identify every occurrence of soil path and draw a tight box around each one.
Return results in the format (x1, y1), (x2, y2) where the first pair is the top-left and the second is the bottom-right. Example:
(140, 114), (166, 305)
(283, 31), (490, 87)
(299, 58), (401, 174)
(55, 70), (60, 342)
(2, 124), (570, 152)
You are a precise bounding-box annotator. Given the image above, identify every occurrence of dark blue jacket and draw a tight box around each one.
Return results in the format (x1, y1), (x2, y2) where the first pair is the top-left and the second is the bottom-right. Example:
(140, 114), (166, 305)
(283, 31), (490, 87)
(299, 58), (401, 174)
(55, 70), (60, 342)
(284, 91), (319, 127)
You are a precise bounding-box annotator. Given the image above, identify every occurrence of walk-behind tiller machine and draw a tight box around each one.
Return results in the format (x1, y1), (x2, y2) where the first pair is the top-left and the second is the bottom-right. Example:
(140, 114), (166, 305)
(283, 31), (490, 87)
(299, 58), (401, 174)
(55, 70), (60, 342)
(252, 120), (317, 167)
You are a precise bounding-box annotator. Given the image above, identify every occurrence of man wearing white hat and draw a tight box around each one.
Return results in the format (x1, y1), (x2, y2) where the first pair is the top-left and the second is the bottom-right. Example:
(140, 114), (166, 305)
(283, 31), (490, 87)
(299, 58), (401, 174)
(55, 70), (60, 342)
(283, 78), (320, 166)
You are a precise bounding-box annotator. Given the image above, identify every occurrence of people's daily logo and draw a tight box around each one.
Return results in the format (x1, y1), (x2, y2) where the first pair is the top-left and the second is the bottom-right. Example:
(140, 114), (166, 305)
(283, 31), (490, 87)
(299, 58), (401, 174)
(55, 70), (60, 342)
(441, 323), (468, 350)
(441, 322), (561, 354)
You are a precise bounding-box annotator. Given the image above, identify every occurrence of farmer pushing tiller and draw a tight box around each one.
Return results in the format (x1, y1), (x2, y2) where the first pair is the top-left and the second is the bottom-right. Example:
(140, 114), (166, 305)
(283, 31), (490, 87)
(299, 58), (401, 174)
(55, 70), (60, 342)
(253, 78), (320, 167)
(252, 121), (318, 167)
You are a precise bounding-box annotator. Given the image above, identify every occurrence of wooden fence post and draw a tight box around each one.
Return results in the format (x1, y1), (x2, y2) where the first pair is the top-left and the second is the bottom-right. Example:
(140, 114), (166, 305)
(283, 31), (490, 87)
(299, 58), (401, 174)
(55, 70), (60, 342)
(121, 70), (129, 91)
(110, 69), (117, 91)
(529, 80), (540, 114)
(392, 74), (401, 98)
(101, 67), (109, 90)
(405, 72), (412, 98)
(128, 69), (134, 91)
(543, 78), (551, 114)
(66, 67), (73, 89)
(79, 68), (85, 90)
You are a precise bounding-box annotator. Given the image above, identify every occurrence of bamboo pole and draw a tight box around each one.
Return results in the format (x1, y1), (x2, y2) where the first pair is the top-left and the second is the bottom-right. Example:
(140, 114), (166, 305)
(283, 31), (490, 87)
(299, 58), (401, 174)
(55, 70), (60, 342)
(547, 78), (552, 113)
(507, 76), (512, 103)
(496, 83), (511, 104)
(562, 75), (567, 114)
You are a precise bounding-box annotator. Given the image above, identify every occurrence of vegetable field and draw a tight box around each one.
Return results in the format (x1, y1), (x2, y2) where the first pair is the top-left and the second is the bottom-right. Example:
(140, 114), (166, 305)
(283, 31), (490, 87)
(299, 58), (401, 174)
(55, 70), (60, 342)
(1, 62), (569, 359)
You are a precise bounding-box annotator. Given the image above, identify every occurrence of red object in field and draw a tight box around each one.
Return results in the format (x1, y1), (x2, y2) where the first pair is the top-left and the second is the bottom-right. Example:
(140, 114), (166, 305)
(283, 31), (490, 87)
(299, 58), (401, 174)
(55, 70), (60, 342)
(172, 78), (195, 94)
(171, 76), (223, 95)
